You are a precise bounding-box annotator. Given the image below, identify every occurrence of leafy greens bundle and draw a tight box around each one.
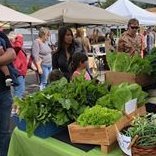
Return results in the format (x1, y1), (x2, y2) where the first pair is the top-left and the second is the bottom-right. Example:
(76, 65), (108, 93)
(77, 105), (122, 127)
(15, 76), (108, 136)
(106, 52), (152, 75)
(96, 83), (148, 111)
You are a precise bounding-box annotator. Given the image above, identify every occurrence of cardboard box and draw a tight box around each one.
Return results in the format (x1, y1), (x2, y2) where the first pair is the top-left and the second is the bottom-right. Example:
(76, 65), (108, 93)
(105, 71), (156, 87)
(68, 106), (146, 153)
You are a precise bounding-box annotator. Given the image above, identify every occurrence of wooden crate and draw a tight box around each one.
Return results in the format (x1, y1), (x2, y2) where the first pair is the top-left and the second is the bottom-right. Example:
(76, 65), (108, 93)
(105, 71), (156, 87)
(68, 106), (146, 153)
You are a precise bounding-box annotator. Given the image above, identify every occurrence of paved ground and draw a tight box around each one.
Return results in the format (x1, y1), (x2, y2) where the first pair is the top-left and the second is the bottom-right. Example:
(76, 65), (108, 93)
(25, 70), (39, 94)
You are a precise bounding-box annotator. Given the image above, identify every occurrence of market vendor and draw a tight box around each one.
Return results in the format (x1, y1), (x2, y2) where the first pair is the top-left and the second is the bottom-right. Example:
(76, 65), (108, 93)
(118, 18), (145, 56)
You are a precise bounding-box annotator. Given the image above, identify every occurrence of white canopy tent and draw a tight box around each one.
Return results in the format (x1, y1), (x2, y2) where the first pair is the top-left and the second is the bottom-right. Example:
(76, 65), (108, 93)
(0, 4), (45, 42)
(31, 1), (127, 25)
(106, 0), (156, 25)
(0, 4), (45, 27)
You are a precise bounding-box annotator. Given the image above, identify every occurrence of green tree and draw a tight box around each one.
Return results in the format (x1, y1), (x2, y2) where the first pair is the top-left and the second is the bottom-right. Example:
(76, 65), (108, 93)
(3, 0), (20, 11)
(132, 1), (155, 9)
(100, 0), (117, 9)
(100, 0), (156, 9)
(28, 5), (41, 14)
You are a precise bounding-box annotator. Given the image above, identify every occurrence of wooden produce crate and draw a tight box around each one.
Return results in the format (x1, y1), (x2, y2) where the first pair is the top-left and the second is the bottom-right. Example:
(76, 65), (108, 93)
(105, 71), (156, 87)
(68, 106), (146, 153)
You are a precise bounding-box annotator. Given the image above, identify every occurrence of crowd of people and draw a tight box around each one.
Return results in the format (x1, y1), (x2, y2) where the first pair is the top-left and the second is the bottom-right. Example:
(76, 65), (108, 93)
(88, 20), (156, 56)
(0, 18), (156, 156)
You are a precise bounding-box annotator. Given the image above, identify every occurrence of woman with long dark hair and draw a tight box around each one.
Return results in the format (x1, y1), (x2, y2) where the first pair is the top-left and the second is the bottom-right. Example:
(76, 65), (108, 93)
(52, 26), (75, 81)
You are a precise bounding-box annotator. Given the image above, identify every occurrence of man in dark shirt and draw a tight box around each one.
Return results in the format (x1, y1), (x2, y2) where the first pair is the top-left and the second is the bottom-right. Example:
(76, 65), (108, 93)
(0, 31), (16, 156)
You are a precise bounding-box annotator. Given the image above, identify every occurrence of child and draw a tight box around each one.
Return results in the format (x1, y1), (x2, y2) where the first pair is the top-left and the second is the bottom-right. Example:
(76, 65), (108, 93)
(11, 34), (27, 115)
(0, 39), (12, 86)
(71, 52), (91, 80)
(12, 34), (27, 98)
(48, 69), (64, 83)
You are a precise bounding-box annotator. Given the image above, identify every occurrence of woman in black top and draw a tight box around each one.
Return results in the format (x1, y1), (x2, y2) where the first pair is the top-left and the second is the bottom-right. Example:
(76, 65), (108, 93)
(52, 26), (75, 81)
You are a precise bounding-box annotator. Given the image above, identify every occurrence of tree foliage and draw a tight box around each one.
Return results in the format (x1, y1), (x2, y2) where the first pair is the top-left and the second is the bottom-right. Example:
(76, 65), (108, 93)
(100, 0), (156, 9)
(3, 0), (20, 11)
(1, 0), (156, 13)
(28, 5), (41, 14)
(100, 0), (117, 9)
(132, 1), (156, 9)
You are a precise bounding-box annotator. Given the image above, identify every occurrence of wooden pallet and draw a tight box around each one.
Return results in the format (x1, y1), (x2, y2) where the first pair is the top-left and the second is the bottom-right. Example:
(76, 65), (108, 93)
(68, 106), (146, 153)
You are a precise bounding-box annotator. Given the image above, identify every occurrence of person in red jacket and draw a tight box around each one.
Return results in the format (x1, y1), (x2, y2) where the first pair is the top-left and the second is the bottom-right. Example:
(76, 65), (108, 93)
(12, 34), (27, 98)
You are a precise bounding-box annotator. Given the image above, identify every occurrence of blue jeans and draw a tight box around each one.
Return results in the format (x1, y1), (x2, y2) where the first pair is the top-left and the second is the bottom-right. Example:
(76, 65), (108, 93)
(0, 90), (12, 156)
(39, 64), (52, 90)
(13, 76), (25, 98)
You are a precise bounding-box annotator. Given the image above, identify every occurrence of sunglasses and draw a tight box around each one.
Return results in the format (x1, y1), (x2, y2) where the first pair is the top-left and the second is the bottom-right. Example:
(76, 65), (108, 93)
(130, 26), (139, 29)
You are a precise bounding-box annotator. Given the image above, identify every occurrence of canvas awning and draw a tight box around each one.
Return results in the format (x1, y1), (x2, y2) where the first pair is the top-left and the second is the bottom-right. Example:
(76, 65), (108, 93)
(106, 0), (156, 25)
(0, 4), (45, 27)
(31, 1), (128, 25)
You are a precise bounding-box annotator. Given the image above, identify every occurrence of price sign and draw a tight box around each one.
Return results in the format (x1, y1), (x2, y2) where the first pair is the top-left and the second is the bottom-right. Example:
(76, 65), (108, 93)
(125, 99), (137, 115)
(117, 131), (132, 156)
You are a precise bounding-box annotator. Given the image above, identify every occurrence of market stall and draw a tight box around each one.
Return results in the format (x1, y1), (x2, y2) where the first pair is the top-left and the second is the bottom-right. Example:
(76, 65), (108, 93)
(9, 45), (156, 156)
(9, 73), (149, 156)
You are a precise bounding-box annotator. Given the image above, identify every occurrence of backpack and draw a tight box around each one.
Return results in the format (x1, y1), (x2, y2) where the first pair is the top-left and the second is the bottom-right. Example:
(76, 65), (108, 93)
(0, 37), (19, 86)
(13, 47), (28, 76)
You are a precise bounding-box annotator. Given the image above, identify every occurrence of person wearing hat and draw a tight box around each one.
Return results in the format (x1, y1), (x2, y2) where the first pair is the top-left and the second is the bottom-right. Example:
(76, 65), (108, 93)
(12, 34), (27, 98)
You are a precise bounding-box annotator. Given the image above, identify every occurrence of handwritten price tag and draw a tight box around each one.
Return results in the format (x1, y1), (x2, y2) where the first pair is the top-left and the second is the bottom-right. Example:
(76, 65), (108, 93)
(117, 131), (132, 156)
(125, 99), (137, 115)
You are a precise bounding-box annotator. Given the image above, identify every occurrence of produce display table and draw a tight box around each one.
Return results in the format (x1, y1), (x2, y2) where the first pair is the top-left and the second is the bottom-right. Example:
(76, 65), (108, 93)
(8, 128), (122, 156)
